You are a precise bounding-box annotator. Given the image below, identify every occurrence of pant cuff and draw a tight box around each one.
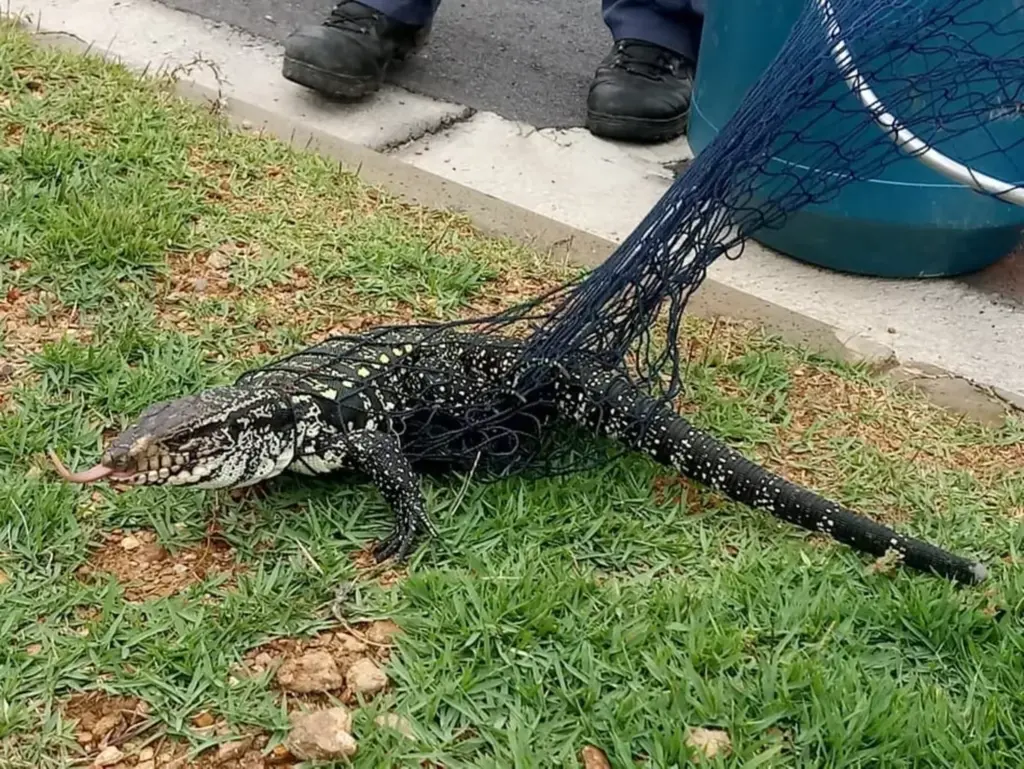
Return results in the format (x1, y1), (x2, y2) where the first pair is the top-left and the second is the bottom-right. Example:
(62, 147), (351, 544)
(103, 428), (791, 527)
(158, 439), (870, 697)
(359, 0), (439, 27)
(603, 5), (700, 61)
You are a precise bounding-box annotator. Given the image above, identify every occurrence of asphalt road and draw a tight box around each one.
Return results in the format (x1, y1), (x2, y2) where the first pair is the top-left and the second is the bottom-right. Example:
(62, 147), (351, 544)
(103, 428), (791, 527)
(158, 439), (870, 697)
(156, 0), (611, 128)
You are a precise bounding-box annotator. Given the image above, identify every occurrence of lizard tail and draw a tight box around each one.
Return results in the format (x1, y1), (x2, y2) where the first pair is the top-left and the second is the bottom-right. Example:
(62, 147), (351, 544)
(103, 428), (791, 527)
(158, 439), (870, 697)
(603, 379), (988, 584)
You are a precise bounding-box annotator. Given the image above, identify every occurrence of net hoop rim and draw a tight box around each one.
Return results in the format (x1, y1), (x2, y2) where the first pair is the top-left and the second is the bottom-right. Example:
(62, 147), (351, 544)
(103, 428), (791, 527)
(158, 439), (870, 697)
(816, 0), (1024, 207)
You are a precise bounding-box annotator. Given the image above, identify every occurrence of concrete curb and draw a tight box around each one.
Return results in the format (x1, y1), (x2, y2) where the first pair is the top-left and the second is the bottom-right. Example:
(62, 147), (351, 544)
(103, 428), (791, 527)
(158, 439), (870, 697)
(16, 22), (1023, 426)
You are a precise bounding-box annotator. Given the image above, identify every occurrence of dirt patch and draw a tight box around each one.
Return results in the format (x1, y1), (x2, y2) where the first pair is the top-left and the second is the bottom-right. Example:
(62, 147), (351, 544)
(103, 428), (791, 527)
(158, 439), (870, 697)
(78, 529), (243, 602)
(651, 475), (702, 509)
(2, 120), (25, 146)
(12, 66), (47, 97)
(0, 277), (92, 394)
(778, 365), (1024, 484)
(61, 691), (282, 768)
(351, 546), (407, 589)
(236, 619), (401, 709)
(63, 691), (153, 758)
(163, 245), (248, 304)
(676, 316), (767, 372)
(462, 269), (569, 321)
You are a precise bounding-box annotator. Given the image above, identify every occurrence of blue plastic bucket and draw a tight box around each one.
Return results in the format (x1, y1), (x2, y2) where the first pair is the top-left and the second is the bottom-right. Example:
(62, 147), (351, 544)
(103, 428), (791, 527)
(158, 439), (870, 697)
(688, 0), (1024, 278)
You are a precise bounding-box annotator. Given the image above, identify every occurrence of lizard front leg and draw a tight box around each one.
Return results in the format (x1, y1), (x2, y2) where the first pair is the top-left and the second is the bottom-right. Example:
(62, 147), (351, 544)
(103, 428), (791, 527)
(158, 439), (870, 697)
(344, 429), (437, 563)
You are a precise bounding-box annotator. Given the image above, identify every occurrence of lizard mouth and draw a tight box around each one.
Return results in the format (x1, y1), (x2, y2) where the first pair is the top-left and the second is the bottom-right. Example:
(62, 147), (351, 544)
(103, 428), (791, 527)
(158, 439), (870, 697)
(48, 450), (139, 484)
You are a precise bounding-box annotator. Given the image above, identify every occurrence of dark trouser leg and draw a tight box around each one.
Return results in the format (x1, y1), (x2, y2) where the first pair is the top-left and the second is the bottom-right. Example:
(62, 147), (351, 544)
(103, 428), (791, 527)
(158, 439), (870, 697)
(601, 0), (704, 61)
(360, 0), (441, 26)
(282, 0), (439, 99)
(586, 0), (705, 143)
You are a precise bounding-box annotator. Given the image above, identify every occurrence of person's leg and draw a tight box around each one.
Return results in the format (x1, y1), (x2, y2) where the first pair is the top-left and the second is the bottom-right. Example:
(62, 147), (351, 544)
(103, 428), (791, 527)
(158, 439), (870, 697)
(359, 0), (439, 26)
(282, 0), (440, 99)
(586, 0), (705, 143)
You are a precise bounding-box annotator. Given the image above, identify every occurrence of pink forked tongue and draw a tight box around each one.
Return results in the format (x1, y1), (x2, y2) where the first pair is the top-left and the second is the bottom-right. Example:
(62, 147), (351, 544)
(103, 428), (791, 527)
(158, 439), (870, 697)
(48, 450), (114, 483)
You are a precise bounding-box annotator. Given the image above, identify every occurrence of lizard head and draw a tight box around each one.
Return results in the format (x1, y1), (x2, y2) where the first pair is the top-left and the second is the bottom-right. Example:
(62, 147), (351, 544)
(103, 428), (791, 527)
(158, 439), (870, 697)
(50, 385), (296, 490)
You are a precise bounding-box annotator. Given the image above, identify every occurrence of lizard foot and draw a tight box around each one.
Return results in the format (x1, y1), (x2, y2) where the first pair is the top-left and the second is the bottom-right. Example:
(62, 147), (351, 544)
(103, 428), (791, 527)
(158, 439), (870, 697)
(372, 509), (435, 563)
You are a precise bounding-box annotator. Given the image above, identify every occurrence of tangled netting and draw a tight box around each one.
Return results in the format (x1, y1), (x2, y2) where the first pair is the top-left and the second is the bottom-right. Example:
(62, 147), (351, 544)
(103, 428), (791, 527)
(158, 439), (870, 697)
(257, 0), (1024, 481)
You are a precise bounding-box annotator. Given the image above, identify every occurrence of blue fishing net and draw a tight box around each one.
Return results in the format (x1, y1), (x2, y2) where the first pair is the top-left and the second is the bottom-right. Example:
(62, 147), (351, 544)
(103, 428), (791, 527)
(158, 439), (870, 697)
(523, 0), (1024, 401)
(258, 0), (1024, 481)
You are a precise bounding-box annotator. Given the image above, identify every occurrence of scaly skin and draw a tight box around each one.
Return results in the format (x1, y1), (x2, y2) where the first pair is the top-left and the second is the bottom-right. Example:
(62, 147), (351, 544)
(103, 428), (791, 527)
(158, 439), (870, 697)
(51, 328), (987, 584)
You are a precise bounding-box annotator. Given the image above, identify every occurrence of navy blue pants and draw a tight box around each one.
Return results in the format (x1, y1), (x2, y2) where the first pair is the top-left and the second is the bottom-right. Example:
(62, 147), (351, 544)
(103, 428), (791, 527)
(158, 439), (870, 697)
(360, 0), (705, 61)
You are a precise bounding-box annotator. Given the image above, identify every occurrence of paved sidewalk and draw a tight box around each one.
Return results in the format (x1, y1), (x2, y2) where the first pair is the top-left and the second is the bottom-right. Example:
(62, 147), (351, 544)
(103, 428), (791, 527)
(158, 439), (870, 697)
(8, 0), (1024, 405)
(155, 0), (608, 129)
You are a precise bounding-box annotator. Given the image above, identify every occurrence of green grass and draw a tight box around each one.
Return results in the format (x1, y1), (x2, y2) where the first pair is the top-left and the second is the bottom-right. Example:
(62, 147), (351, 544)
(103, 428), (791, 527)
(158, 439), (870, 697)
(3, 21), (1024, 768)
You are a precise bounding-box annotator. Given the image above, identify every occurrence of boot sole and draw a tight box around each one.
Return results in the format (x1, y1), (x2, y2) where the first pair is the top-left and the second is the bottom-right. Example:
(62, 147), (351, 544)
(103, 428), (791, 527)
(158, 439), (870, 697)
(585, 109), (688, 144)
(282, 57), (382, 99)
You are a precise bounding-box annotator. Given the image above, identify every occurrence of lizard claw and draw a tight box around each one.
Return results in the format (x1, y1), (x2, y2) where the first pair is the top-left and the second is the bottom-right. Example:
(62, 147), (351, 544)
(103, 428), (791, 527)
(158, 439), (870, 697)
(371, 532), (405, 563)
(372, 508), (436, 563)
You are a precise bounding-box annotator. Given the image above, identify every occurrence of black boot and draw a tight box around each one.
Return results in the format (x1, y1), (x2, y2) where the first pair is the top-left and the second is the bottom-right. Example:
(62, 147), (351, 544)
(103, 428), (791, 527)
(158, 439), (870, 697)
(282, 1), (432, 99)
(585, 39), (695, 144)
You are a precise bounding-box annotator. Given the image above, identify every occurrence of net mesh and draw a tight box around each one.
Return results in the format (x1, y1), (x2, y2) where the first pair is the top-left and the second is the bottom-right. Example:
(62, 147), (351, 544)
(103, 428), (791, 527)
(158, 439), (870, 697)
(252, 0), (1024, 481)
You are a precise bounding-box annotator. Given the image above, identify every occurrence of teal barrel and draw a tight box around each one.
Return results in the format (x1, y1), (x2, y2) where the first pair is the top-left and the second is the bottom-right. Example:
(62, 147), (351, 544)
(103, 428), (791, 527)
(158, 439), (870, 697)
(687, 0), (1024, 278)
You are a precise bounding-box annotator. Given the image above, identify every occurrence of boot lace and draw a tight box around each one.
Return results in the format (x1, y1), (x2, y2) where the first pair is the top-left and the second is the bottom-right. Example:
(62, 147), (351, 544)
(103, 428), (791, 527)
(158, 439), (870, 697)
(611, 40), (683, 81)
(323, 1), (376, 33)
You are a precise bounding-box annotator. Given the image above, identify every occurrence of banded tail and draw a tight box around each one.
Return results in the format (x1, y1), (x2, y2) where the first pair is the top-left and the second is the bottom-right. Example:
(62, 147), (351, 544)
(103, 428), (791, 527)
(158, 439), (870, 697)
(562, 367), (987, 584)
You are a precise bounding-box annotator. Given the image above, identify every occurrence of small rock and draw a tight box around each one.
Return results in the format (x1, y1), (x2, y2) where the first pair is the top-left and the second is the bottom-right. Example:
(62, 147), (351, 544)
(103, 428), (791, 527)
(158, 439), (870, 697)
(364, 619), (400, 645)
(75, 731), (93, 745)
(216, 738), (251, 762)
(268, 744), (293, 763)
(207, 251), (231, 270)
(375, 713), (414, 740)
(241, 119), (253, 129)
(0, 363), (15, 382)
(120, 535), (141, 551)
(192, 711), (215, 728)
(346, 658), (388, 696)
(285, 707), (358, 761)
(138, 747), (155, 761)
(92, 745), (124, 766)
(91, 712), (121, 738)
(25, 643), (41, 656)
(686, 727), (732, 761)
(254, 652), (275, 668)
(172, 563), (189, 574)
(580, 745), (611, 769)
(276, 651), (345, 693)
(192, 277), (209, 294)
(334, 633), (367, 653)
(136, 543), (167, 564)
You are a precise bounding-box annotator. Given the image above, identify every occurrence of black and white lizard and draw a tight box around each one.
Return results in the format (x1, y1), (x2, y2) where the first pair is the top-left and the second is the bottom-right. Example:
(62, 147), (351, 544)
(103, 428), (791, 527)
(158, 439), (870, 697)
(50, 327), (987, 584)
